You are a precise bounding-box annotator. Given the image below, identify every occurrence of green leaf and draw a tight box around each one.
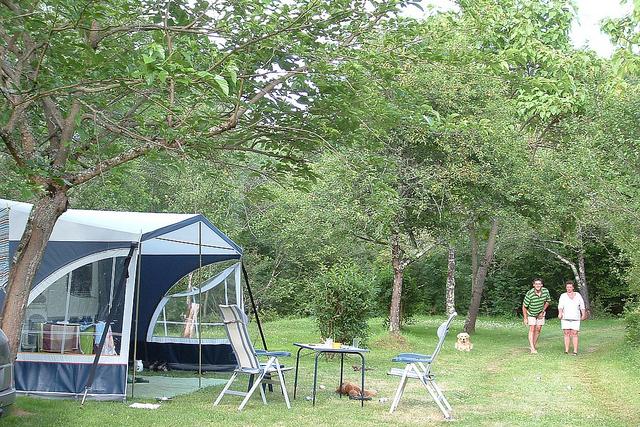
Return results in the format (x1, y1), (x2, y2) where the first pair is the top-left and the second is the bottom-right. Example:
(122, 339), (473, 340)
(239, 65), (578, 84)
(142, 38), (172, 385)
(227, 64), (239, 86)
(158, 70), (169, 84)
(214, 75), (229, 96)
(196, 70), (212, 78)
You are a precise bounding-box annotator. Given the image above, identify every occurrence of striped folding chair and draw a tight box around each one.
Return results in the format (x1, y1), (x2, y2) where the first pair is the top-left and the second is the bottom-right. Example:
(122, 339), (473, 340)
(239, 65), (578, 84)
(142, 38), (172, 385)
(388, 312), (457, 419)
(214, 304), (292, 411)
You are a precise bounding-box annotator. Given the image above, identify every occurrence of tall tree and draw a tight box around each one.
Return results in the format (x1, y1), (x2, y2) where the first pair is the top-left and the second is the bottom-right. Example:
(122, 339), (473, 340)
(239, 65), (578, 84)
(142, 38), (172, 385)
(464, 218), (498, 333)
(0, 0), (404, 359)
(455, 0), (600, 332)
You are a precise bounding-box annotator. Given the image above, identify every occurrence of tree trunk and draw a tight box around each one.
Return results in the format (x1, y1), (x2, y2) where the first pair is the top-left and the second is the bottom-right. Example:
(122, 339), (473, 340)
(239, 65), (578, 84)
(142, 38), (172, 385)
(389, 231), (404, 335)
(446, 245), (456, 315)
(464, 218), (499, 334)
(469, 224), (478, 293)
(0, 188), (69, 360)
(577, 250), (591, 317)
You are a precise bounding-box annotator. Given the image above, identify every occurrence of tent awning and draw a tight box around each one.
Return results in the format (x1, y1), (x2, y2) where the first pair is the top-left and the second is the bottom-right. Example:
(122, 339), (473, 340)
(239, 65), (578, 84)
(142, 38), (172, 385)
(0, 199), (242, 256)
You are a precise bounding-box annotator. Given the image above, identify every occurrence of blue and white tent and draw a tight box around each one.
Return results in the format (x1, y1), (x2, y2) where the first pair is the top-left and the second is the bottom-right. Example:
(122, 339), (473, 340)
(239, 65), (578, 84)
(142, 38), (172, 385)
(0, 198), (244, 400)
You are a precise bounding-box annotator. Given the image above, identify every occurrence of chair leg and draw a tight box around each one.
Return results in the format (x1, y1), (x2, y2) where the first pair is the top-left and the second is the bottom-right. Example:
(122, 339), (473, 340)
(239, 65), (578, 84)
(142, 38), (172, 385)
(274, 358), (291, 409)
(259, 381), (267, 404)
(239, 370), (268, 411)
(238, 357), (276, 411)
(389, 365), (411, 413)
(430, 379), (452, 412)
(419, 376), (451, 419)
(214, 372), (238, 406)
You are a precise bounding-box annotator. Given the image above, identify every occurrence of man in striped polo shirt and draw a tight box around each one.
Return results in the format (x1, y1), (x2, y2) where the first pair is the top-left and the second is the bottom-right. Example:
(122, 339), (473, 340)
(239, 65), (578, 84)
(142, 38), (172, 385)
(522, 278), (551, 354)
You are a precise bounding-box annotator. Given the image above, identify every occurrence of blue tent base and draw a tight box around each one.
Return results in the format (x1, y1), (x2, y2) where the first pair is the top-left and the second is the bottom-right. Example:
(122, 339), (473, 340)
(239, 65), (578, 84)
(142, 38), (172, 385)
(15, 361), (126, 399)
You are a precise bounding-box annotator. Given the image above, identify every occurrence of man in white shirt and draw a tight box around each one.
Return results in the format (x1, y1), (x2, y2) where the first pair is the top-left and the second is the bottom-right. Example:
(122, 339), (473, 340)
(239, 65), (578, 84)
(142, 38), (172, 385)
(557, 280), (586, 355)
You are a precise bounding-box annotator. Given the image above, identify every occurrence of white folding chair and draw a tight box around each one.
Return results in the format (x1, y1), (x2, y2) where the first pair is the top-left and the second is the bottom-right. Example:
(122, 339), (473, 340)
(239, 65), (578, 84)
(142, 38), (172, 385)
(388, 312), (457, 419)
(213, 304), (291, 411)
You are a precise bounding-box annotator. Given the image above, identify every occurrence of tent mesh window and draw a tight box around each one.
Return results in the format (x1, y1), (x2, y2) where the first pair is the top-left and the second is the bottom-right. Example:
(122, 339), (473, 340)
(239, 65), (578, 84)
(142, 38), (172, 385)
(20, 256), (127, 355)
(70, 264), (93, 298)
(151, 261), (239, 342)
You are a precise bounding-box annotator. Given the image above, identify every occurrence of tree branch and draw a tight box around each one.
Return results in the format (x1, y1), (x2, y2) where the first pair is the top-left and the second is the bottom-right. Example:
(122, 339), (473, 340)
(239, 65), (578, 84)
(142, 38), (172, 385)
(208, 66), (307, 136)
(353, 234), (387, 246)
(69, 137), (174, 186)
(0, 129), (25, 168)
(52, 99), (81, 169)
(207, 5), (315, 73)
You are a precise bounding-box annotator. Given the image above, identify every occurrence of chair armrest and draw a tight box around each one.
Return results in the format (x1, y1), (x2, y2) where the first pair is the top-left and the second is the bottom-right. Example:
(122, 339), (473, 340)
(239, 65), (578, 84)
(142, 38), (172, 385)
(392, 353), (433, 363)
(256, 349), (291, 357)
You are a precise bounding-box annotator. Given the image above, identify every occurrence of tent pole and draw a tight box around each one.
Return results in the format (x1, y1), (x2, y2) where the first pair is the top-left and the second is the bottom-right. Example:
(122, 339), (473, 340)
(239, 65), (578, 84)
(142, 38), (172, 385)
(198, 221), (202, 389)
(130, 237), (143, 399)
(241, 262), (267, 351)
(81, 243), (138, 405)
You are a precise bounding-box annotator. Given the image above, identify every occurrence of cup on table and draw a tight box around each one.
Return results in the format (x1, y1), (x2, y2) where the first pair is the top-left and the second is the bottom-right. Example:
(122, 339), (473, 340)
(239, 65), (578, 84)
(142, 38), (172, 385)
(352, 337), (360, 348)
(332, 342), (341, 349)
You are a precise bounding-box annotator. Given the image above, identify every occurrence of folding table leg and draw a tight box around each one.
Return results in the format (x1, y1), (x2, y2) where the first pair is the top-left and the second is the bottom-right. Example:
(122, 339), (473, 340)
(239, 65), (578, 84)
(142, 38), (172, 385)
(339, 353), (344, 399)
(293, 347), (303, 399)
(359, 353), (366, 408)
(312, 352), (321, 406)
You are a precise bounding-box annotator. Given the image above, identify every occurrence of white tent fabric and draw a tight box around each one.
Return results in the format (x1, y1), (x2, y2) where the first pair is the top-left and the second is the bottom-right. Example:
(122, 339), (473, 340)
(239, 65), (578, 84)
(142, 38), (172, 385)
(0, 198), (241, 256)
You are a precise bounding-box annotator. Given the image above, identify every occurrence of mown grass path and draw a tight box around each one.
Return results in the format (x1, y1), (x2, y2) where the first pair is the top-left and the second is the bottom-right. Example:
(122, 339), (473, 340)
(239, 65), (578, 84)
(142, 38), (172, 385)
(4, 317), (639, 426)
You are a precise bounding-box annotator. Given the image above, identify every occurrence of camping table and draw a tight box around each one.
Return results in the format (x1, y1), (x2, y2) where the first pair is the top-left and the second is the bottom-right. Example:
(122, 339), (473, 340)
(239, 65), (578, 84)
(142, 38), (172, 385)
(292, 343), (369, 407)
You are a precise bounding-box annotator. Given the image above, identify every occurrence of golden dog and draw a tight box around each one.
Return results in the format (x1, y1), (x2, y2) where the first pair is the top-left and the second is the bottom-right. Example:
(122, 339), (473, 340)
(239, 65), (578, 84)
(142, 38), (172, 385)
(455, 332), (473, 351)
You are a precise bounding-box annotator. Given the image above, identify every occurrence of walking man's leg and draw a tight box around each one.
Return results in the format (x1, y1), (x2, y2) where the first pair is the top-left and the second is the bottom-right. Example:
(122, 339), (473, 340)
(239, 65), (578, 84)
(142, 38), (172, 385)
(528, 324), (537, 353)
(533, 325), (543, 348)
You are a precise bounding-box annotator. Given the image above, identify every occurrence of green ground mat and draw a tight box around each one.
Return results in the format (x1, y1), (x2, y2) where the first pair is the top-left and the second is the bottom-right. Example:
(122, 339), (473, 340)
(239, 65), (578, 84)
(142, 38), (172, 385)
(126, 375), (226, 399)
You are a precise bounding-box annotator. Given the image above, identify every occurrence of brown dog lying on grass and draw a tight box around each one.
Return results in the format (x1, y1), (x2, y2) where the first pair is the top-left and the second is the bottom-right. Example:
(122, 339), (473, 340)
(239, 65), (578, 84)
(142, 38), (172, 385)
(336, 381), (377, 400)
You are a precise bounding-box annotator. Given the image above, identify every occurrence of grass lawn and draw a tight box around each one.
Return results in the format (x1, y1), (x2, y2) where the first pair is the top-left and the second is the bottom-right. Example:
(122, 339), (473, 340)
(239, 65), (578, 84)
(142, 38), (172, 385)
(4, 316), (640, 426)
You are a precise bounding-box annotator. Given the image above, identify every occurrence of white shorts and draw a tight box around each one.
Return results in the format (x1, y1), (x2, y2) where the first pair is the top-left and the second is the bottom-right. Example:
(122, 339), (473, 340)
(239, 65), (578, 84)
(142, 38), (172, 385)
(528, 316), (545, 326)
(561, 320), (581, 331)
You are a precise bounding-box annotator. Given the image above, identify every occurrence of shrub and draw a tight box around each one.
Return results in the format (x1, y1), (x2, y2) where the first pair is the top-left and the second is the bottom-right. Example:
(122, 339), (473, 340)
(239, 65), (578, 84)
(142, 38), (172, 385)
(624, 300), (640, 347)
(312, 263), (374, 345)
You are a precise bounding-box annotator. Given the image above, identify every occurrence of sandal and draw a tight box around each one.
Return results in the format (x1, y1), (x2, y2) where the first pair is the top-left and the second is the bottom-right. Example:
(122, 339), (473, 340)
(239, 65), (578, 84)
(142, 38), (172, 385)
(572, 352), (578, 356)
